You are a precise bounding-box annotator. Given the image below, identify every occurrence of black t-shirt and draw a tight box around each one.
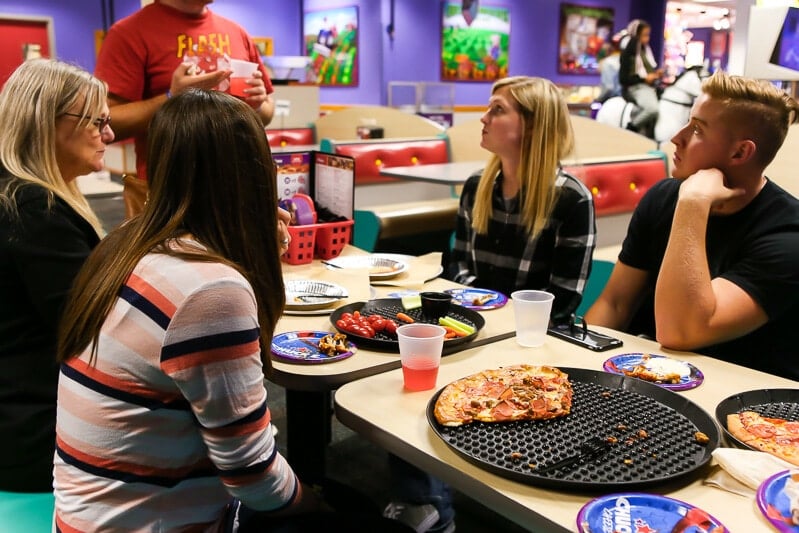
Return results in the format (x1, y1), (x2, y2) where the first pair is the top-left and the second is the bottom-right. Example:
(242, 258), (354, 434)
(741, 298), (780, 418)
(0, 179), (99, 491)
(619, 178), (799, 380)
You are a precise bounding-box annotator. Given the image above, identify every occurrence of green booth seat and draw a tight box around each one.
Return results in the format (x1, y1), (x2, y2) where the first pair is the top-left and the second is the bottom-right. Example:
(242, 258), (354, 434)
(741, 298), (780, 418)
(0, 491), (54, 532)
(576, 259), (615, 317)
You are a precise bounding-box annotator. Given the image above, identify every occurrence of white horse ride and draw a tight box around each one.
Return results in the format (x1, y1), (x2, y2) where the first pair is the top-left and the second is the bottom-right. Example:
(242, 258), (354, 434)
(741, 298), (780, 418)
(595, 66), (707, 144)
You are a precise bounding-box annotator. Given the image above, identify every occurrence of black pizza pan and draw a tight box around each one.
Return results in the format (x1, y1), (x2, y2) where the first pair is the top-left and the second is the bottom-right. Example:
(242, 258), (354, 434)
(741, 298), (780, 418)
(426, 367), (721, 491)
(715, 388), (799, 449)
(330, 299), (485, 353)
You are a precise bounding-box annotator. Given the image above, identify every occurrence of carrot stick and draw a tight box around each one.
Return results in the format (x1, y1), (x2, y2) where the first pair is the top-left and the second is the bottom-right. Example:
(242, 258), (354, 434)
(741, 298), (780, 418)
(442, 326), (467, 338)
(396, 312), (415, 323)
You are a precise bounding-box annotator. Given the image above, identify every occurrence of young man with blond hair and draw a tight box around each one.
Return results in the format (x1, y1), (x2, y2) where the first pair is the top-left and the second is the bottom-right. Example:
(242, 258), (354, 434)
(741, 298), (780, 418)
(586, 71), (799, 380)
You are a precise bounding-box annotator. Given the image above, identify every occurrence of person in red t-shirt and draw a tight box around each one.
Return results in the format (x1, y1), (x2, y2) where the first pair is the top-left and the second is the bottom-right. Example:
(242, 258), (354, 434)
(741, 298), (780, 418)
(95, 0), (275, 208)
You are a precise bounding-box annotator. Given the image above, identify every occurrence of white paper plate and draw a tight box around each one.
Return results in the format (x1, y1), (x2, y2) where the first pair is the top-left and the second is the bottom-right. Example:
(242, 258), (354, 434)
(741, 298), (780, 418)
(284, 287), (375, 316)
(370, 253), (444, 284)
(285, 280), (348, 310)
(324, 255), (408, 280)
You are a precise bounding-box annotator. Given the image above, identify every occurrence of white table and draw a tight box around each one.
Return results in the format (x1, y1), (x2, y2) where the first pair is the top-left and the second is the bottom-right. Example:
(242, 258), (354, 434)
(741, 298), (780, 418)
(379, 161), (485, 185)
(335, 329), (798, 532)
(272, 251), (515, 481)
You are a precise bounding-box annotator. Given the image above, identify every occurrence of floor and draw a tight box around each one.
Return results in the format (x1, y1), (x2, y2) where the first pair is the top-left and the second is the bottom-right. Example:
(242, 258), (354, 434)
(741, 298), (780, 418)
(88, 183), (530, 533)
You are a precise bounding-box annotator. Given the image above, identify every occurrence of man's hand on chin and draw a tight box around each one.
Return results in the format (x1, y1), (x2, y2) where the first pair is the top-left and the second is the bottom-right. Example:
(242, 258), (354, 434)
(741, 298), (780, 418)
(679, 168), (746, 215)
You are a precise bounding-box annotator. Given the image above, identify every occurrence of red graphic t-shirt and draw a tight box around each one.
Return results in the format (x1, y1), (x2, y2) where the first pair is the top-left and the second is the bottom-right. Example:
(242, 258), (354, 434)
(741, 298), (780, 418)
(95, 2), (273, 181)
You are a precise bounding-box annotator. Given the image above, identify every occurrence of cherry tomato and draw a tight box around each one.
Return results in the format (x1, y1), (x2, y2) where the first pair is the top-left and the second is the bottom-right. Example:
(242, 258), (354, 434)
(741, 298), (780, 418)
(340, 312), (353, 321)
(336, 319), (348, 330)
(384, 320), (397, 335)
(371, 318), (386, 332)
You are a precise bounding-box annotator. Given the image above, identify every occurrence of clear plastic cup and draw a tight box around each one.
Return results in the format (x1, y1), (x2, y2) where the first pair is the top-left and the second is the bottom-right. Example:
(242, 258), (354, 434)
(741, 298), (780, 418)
(511, 290), (554, 347)
(397, 323), (446, 391)
(228, 59), (258, 97)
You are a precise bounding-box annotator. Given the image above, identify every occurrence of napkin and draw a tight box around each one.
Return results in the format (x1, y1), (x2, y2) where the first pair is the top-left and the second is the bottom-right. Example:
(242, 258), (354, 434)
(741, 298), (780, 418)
(703, 447), (795, 497)
(370, 252), (444, 289)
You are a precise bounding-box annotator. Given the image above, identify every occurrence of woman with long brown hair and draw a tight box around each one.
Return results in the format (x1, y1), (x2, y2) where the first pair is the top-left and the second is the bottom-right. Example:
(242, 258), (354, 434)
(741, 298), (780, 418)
(54, 89), (313, 531)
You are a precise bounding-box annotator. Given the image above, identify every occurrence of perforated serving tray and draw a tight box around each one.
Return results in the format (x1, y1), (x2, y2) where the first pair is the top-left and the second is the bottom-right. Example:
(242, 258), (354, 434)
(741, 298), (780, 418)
(715, 389), (799, 449)
(426, 367), (720, 491)
(330, 299), (485, 353)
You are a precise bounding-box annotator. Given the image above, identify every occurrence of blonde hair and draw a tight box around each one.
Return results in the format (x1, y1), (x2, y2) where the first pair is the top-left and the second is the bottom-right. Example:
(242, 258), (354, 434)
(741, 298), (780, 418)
(0, 58), (105, 236)
(472, 76), (574, 237)
(702, 71), (799, 167)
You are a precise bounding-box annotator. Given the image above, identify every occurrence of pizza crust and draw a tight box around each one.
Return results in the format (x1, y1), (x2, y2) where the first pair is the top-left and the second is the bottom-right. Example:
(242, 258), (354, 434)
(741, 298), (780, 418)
(727, 413), (757, 444)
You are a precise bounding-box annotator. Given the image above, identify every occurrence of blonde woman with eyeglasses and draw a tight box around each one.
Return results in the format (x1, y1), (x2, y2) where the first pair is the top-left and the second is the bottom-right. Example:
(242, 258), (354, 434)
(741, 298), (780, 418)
(0, 58), (113, 491)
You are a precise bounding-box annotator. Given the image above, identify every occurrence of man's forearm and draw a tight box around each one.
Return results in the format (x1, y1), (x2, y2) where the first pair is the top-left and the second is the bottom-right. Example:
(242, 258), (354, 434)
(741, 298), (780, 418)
(654, 198), (715, 345)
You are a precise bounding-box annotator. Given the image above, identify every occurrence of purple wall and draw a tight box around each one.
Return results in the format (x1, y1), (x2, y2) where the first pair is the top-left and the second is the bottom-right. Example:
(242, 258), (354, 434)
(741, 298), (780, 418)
(0, 0), (644, 105)
(382, 0), (633, 106)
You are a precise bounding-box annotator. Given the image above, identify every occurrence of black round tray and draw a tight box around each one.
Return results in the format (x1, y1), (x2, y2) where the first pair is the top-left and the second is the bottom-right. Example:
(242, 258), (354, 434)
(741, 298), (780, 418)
(330, 299), (485, 352)
(426, 367), (720, 491)
(715, 388), (799, 449)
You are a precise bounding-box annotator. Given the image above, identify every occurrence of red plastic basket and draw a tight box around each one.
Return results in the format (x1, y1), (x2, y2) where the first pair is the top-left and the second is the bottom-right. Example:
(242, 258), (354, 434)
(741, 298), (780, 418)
(314, 219), (354, 260)
(282, 225), (317, 265)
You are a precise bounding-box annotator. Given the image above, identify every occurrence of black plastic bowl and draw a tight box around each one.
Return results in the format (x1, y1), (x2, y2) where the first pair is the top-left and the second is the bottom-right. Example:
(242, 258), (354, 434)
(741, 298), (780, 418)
(420, 291), (452, 319)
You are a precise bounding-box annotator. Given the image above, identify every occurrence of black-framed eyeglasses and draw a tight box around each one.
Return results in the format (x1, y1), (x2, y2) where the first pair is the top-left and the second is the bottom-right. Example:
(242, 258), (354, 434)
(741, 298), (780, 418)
(62, 112), (112, 131)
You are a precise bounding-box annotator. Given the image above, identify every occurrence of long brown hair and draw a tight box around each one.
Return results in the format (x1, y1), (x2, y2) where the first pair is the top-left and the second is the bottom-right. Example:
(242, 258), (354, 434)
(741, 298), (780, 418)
(472, 76), (574, 237)
(58, 89), (285, 374)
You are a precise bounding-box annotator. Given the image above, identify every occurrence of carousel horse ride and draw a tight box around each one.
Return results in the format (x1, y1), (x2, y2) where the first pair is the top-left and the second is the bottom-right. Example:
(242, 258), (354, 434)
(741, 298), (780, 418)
(595, 65), (708, 144)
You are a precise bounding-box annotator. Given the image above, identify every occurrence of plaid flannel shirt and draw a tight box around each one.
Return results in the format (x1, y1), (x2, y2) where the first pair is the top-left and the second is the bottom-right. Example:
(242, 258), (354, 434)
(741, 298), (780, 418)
(448, 169), (596, 322)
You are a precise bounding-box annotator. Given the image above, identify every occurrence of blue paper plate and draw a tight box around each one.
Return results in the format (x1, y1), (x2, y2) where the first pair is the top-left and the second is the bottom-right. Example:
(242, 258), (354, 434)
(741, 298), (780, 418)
(444, 288), (508, 310)
(603, 353), (704, 391)
(576, 492), (728, 533)
(757, 470), (799, 532)
(271, 331), (356, 364)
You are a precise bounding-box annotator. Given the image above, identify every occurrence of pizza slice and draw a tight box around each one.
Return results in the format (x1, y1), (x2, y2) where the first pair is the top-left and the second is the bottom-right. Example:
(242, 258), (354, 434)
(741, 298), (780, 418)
(727, 411), (799, 466)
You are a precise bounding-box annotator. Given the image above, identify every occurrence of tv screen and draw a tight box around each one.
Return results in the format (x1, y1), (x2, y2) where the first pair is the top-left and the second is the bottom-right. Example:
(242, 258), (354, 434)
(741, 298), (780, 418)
(770, 7), (799, 71)
(745, 6), (799, 81)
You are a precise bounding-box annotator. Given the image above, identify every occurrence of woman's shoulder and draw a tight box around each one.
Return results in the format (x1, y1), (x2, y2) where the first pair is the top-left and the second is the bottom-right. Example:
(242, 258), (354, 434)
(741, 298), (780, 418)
(137, 246), (251, 292)
(0, 181), (54, 224)
(556, 169), (592, 201)
(459, 171), (483, 197)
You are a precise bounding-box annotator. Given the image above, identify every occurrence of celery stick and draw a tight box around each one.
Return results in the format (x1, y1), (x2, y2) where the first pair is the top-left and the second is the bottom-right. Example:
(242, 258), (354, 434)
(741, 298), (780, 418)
(439, 316), (475, 335)
(401, 294), (422, 310)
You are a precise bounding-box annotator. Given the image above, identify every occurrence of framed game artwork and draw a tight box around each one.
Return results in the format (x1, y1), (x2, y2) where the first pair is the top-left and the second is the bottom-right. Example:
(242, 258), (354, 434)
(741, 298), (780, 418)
(303, 6), (358, 86)
(558, 3), (614, 75)
(440, 1), (510, 82)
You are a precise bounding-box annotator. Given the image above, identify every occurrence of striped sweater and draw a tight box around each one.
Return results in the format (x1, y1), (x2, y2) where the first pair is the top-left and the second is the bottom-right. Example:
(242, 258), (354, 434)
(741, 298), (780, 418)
(54, 251), (298, 532)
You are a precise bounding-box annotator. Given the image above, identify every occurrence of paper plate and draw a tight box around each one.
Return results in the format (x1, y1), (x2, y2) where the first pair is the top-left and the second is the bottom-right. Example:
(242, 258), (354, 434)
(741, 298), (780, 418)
(444, 288), (508, 310)
(285, 280), (347, 311)
(372, 253), (444, 283)
(577, 492), (728, 533)
(603, 352), (704, 391)
(271, 331), (356, 364)
(324, 255), (407, 280)
(757, 470), (799, 532)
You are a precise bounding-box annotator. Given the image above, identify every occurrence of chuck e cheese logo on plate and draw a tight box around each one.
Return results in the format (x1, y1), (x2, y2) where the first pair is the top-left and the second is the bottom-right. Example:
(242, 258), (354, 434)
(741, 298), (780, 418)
(577, 493), (728, 533)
